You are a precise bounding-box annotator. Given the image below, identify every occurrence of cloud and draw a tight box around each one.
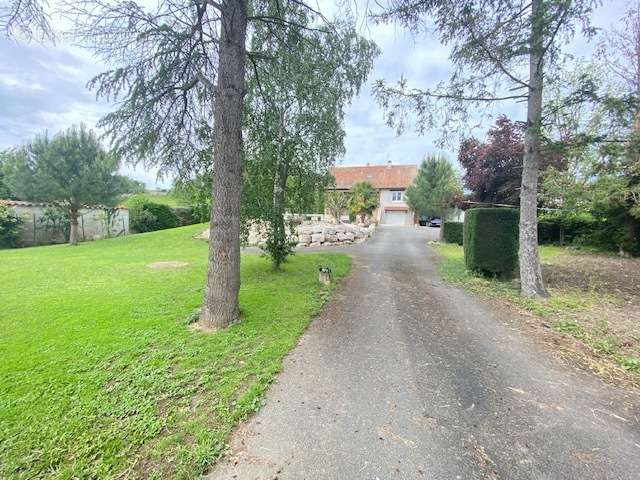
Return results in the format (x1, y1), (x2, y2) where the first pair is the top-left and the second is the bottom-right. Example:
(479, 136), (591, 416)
(0, 0), (629, 188)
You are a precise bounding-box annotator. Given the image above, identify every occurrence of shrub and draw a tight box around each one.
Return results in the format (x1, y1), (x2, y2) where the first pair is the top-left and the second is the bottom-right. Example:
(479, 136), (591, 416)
(442, 221), (463, 245)
(172, 207), (195, 226)
(538, 212), (597, 246)
(0, 204), (24, 248)
(129, 199), (179, 233)
(464, 208), (519, 277)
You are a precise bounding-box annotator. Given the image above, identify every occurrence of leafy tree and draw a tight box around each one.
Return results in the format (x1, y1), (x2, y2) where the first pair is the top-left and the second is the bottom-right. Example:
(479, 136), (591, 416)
(458, 117), (525, 205)
(459, 116), (565, 205)
(405, 154), (461, 220)
(3, 125), (127, 245)
(373, 0), (598, 298)
(242, 9), (377, 268)
(70, 0), (364, 328)
(348, 182), (378, 223)
(539, 20), (640, 255)
(325, 190), (350, 224)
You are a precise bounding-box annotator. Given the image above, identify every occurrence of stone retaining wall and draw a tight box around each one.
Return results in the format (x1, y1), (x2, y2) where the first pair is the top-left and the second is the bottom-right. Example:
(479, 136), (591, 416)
(197, 221), (376, 247)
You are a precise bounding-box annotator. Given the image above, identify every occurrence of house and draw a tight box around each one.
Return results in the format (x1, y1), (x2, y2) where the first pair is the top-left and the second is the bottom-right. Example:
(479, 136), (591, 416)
(328, 162), (418, 225)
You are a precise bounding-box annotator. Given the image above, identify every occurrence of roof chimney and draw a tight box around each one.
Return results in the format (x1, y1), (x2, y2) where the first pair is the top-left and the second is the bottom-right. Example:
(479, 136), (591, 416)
(386, 160), (392, 168)
(366, 162), (370, 166)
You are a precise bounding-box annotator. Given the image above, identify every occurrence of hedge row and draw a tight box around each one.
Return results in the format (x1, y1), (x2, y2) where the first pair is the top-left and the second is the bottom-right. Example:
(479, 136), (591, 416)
(129, 199), (180, 233)
(464, 208), (519, 278)
(442, 222), (463, 245)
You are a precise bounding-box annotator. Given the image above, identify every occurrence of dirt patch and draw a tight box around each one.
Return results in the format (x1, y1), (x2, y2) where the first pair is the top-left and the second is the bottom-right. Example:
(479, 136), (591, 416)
(147, 261), (190, 269)
(544, 252), (640, 301)
(543, 252), (640, 361)
(485, 250), (640, 390)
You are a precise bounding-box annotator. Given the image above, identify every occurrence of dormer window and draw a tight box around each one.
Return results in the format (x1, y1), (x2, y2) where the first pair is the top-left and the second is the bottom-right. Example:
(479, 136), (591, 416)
(391, 190), (403, 202)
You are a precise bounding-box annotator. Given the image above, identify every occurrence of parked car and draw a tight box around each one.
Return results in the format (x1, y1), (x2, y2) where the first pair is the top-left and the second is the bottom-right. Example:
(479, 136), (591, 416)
(429, 217), (442, 227)
(418, 215), (429, 226)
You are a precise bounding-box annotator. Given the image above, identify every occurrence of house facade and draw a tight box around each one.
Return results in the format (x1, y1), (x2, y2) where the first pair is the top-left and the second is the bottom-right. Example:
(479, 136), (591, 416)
(328, 162), (418, 225)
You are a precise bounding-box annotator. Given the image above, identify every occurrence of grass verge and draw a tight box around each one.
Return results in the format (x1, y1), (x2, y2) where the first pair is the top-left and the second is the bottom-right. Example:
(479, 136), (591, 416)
(0, 224), (350, 479)
(430, 242), (639, 376)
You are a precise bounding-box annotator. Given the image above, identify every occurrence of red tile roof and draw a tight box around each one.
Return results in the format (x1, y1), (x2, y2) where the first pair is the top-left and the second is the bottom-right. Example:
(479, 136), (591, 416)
(329, 164), (418, 190)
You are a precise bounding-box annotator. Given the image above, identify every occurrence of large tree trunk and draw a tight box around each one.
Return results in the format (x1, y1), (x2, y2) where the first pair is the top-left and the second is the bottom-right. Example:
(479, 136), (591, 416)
(69, 209), (79, 246)
(519, 0), (548, 298)
(200, 0), (247, 329)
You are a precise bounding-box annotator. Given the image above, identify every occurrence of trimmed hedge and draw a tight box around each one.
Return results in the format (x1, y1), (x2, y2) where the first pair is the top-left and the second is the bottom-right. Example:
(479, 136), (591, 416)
(129, 199), (180, 233)
(464, 208), (519, 277)
(442, 222), (463, 245)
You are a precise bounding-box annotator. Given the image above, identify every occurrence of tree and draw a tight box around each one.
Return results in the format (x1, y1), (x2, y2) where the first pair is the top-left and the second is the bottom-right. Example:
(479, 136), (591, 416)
(325, 190), (350, 223)
(373, 0), (597, 298)
(594, 0), (640, 254)
(0, 0), (53, 40)
(0, 153), (12, 198)
(459, 116), (565, 205)
(242, 9), (377, 268)
(3, 125), (127, 245)
(348, 181), (378, 223)
(405, 154), (461, 221)
(70, 0), (362, 329)
(458, 117), (525, 205)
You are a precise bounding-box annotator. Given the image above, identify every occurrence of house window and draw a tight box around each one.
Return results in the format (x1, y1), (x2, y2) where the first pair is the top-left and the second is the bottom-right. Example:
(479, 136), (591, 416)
(391, 190), (403, 202)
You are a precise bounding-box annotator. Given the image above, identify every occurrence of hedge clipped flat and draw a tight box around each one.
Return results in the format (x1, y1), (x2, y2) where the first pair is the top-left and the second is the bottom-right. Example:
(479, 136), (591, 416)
(464, 208), (519, 277)
(443, 221), (463, 245)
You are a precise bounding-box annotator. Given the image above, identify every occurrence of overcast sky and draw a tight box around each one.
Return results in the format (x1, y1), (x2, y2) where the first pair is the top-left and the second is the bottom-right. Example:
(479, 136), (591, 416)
(0, 0), (628, 188)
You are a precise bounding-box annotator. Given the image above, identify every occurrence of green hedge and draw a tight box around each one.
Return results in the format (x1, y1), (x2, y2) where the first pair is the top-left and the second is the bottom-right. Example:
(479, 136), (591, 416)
(538, 213), (597, 245)
(129, 199), (180, 233)
(442, 222), (463, 245)
(0, 205), (23, 248)
(464, 208), (519, 277)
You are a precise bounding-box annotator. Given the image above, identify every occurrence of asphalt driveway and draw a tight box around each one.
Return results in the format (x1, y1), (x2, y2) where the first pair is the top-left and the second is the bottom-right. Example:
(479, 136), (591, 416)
(207, 226), (640, 479)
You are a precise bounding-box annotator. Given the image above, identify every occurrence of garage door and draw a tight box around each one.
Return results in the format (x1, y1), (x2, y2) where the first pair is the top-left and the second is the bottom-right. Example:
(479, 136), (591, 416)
(383, 210), (407, 225)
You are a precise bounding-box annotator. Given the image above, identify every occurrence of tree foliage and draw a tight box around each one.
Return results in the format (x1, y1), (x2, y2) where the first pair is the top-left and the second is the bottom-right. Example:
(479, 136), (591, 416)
(325, 190), (350, 223)
(241, 7), (377, 268)
(0, 204), (23, 248)
(348, 181), (378, 223)
(0, 0), (53, 41)
(405, 154), (461, 219)
(2, 125), (128, 245)
(459, 116), (564, 205)
(69, 0), (374, 326)
(372, 0), (598, 298)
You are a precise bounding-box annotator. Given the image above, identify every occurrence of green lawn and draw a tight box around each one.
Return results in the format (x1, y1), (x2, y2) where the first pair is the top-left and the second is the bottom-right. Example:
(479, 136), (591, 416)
(0, 225), (350, 479)
(123, 193), (190, 209)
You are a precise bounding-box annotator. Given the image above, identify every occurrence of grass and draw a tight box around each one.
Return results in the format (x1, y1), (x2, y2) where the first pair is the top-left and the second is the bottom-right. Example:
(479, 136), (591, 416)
(0, 224), (350, 479)
(122, 193), (190, 209)
(430, 242), (639, 373)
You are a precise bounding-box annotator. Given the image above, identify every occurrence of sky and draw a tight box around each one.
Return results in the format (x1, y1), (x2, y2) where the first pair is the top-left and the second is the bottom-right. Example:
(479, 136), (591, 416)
(0, 0), (628, 189)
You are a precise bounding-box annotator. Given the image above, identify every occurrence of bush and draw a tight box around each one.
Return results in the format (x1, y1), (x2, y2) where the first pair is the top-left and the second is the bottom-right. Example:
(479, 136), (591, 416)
(538, 213), (597, 246)
(464, 208), (519, 277)
(442, 222), (463, 245)
(0, 204), (24, 248)
(129, 199), (179, 233)
(172, 207), (196, 226)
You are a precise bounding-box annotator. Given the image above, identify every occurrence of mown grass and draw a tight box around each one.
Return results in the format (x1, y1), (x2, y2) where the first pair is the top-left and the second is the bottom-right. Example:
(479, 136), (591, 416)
(122, 193), (189, 209)
(430, 242), (639, 373)
(0, 224), (350, 479)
